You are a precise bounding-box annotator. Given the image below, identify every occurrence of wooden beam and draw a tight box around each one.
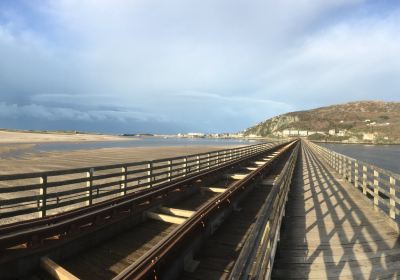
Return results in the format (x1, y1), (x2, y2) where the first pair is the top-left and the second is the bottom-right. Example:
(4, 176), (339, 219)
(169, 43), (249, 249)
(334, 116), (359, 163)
(244, 167), (258, 171)
(226, 174), (248, 180)
(146, 212), (186, 224)
(40, 256), (80, 280)
(202, 187), (226, 193)
(159, 207), (195, 218)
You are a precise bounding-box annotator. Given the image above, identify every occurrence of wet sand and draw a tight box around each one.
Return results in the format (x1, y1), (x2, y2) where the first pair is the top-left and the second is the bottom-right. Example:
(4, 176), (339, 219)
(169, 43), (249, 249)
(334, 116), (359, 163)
(0, 145), (240, 174)
(0, 144), (241, 225)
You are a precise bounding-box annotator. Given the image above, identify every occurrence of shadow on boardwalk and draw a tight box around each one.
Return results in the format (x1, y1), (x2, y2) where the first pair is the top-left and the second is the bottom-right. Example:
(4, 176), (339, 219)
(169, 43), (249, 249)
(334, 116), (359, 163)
(272, 142), (400, 279)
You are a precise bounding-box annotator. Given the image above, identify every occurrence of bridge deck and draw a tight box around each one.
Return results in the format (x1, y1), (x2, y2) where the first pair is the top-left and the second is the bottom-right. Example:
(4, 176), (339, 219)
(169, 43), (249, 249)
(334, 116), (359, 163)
(272, 143), (400, 279)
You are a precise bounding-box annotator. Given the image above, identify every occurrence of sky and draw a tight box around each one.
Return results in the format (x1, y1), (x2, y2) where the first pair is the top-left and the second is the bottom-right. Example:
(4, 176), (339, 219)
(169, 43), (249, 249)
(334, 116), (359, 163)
(0, 0), (399, 134)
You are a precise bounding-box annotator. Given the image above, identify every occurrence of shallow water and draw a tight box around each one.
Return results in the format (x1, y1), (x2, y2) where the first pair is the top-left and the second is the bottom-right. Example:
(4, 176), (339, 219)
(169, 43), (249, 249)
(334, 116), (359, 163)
(320, 143), (400, 174)
(32, 137), (258, 152)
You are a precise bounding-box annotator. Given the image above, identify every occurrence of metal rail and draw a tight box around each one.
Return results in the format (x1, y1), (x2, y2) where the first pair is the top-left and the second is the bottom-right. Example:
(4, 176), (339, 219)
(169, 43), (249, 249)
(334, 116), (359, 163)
(307, 140), (400, 229)
(229, 141), (299, 280)
(0, 141), (285, 223)
(113, 141), (298, 280)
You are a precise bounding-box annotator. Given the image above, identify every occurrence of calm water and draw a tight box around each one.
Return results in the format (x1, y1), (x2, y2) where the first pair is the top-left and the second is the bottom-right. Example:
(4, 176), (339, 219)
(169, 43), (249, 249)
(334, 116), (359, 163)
(320, 143), (400, 174)
(33, 137), (258, 152)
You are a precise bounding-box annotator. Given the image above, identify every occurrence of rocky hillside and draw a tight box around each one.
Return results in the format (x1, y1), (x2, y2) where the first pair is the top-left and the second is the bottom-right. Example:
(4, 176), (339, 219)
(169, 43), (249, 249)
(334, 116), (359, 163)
(244, 101), (400, 143)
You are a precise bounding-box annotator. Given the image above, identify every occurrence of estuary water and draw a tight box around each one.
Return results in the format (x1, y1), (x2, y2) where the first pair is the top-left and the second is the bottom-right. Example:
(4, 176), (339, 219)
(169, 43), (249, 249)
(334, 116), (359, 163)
(320, 143), (400, 174)
(33, 137), (258, 152)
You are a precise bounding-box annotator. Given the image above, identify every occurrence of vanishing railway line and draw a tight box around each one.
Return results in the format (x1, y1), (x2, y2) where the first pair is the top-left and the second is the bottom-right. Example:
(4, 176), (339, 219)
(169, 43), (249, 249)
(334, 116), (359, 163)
(0, 140), (299, 279)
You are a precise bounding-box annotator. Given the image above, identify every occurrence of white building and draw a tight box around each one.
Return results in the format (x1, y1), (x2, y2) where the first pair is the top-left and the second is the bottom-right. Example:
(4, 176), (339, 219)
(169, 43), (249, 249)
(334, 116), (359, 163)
(363, 133), (375, 141)
(282, 130), (290, 136)
(289, 130), (299, 136)
(187, 132), (205, 137)
(337, 130), (346, 137)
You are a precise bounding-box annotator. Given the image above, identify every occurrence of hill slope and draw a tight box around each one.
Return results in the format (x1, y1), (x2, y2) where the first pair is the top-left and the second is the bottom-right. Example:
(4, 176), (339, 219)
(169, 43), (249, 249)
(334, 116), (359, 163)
(244, 101), (400, 143)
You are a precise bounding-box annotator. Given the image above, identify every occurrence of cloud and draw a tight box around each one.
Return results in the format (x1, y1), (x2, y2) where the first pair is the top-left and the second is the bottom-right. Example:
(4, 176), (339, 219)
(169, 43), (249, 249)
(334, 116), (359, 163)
(0, 102), (164, 123)
(0, 0), (399, 133)
(256, 9), (400, 108)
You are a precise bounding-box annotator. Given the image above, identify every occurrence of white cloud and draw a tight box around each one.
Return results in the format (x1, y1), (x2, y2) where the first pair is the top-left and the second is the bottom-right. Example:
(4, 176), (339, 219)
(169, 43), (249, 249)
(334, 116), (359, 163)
(256, 10), (400, 107)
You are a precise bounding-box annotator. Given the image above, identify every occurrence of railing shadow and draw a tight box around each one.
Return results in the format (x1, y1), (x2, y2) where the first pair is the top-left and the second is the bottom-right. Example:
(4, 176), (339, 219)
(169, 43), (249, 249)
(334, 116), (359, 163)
(273, 142), (400, 279)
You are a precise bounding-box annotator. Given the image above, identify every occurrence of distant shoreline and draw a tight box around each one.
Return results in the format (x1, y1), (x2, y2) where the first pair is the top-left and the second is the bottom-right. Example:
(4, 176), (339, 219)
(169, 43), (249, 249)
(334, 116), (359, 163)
(312, 140), (400, 145)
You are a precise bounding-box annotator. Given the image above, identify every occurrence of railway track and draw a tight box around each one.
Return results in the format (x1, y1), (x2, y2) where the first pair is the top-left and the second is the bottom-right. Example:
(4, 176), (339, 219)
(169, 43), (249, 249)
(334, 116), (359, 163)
(0, 140), (299, 279)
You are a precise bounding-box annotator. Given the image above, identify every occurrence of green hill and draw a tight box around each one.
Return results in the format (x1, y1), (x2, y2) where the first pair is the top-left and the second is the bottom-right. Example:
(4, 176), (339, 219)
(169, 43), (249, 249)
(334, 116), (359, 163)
(244, 101), (400, 143)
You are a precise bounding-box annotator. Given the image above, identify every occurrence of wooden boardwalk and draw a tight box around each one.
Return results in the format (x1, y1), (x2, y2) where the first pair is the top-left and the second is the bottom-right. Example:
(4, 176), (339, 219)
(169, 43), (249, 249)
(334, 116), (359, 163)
(272, 143), (400, 279)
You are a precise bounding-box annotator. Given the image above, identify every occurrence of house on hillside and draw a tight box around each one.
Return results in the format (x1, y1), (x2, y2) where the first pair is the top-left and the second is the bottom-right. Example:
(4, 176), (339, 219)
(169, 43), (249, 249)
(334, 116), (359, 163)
(337, 130), (346, 137)
(363, 133), (375, 141)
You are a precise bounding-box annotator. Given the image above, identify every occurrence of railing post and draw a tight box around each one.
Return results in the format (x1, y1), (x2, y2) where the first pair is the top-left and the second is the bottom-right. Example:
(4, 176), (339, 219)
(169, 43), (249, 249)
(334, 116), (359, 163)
(120, 166), (127, 196)
(147, 162), (153, 188)
(207, 153), (210, 168)
(342, 156), (346, 178)
(196, 156), (200, 171)
(338, 156), (342, 175)
(373, 169), (379, 208)
(332, 152), (336, 170)
(183, 157), (188, 176)
(216, 152), (219, 166)
(347, 159), (351, 183)
(354, 162), (359, 189)
(389, 177), (396, 220)
(168, 160), (172, 182)
(86, 168), (94, 205)
(39, 175), (47, 218)
(362, 165), (367, 195)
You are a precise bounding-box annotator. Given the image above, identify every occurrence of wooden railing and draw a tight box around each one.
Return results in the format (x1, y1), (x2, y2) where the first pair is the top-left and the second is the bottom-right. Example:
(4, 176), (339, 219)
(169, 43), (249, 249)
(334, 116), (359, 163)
(0, 141), (286, 224)
(229, 141), (299, 280)
(307, 140), (400, 227)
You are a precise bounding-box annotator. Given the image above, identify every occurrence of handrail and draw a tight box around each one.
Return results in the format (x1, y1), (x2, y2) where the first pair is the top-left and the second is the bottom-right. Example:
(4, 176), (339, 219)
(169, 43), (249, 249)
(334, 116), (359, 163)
(306, 140), (400, 228)
(0, 141), (287, 224)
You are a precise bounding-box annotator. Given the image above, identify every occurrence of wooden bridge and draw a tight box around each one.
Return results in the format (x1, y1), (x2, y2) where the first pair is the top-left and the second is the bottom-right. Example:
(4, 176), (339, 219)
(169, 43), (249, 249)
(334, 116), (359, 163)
(0, 140), (399, 279)
(272, 142), (400, 279)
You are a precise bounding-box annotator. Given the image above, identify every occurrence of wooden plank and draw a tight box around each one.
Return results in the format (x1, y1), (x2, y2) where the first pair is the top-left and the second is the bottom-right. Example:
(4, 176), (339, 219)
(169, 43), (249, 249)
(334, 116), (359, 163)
(272, 142), (400, 280)
(146, 212), (186, 224)
(41, 256), (80, 280)
(225, 174), (248, 180)
(159, 207), (195, 218)
(201, 187), (226, 193)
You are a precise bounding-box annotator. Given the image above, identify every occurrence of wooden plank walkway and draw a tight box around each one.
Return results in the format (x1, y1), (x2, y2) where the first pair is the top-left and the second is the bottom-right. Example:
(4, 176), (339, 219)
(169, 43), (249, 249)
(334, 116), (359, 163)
(272, 143), (400, 279)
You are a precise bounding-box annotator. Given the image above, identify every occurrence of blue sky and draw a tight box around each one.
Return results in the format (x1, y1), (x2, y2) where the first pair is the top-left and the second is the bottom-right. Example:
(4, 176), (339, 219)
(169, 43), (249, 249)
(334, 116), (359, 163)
(0, 0), (399, 134)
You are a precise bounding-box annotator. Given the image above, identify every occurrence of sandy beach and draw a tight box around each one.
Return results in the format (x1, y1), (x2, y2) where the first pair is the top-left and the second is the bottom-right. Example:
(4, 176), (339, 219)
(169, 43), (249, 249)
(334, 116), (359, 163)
(0, 130), (128, 144)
